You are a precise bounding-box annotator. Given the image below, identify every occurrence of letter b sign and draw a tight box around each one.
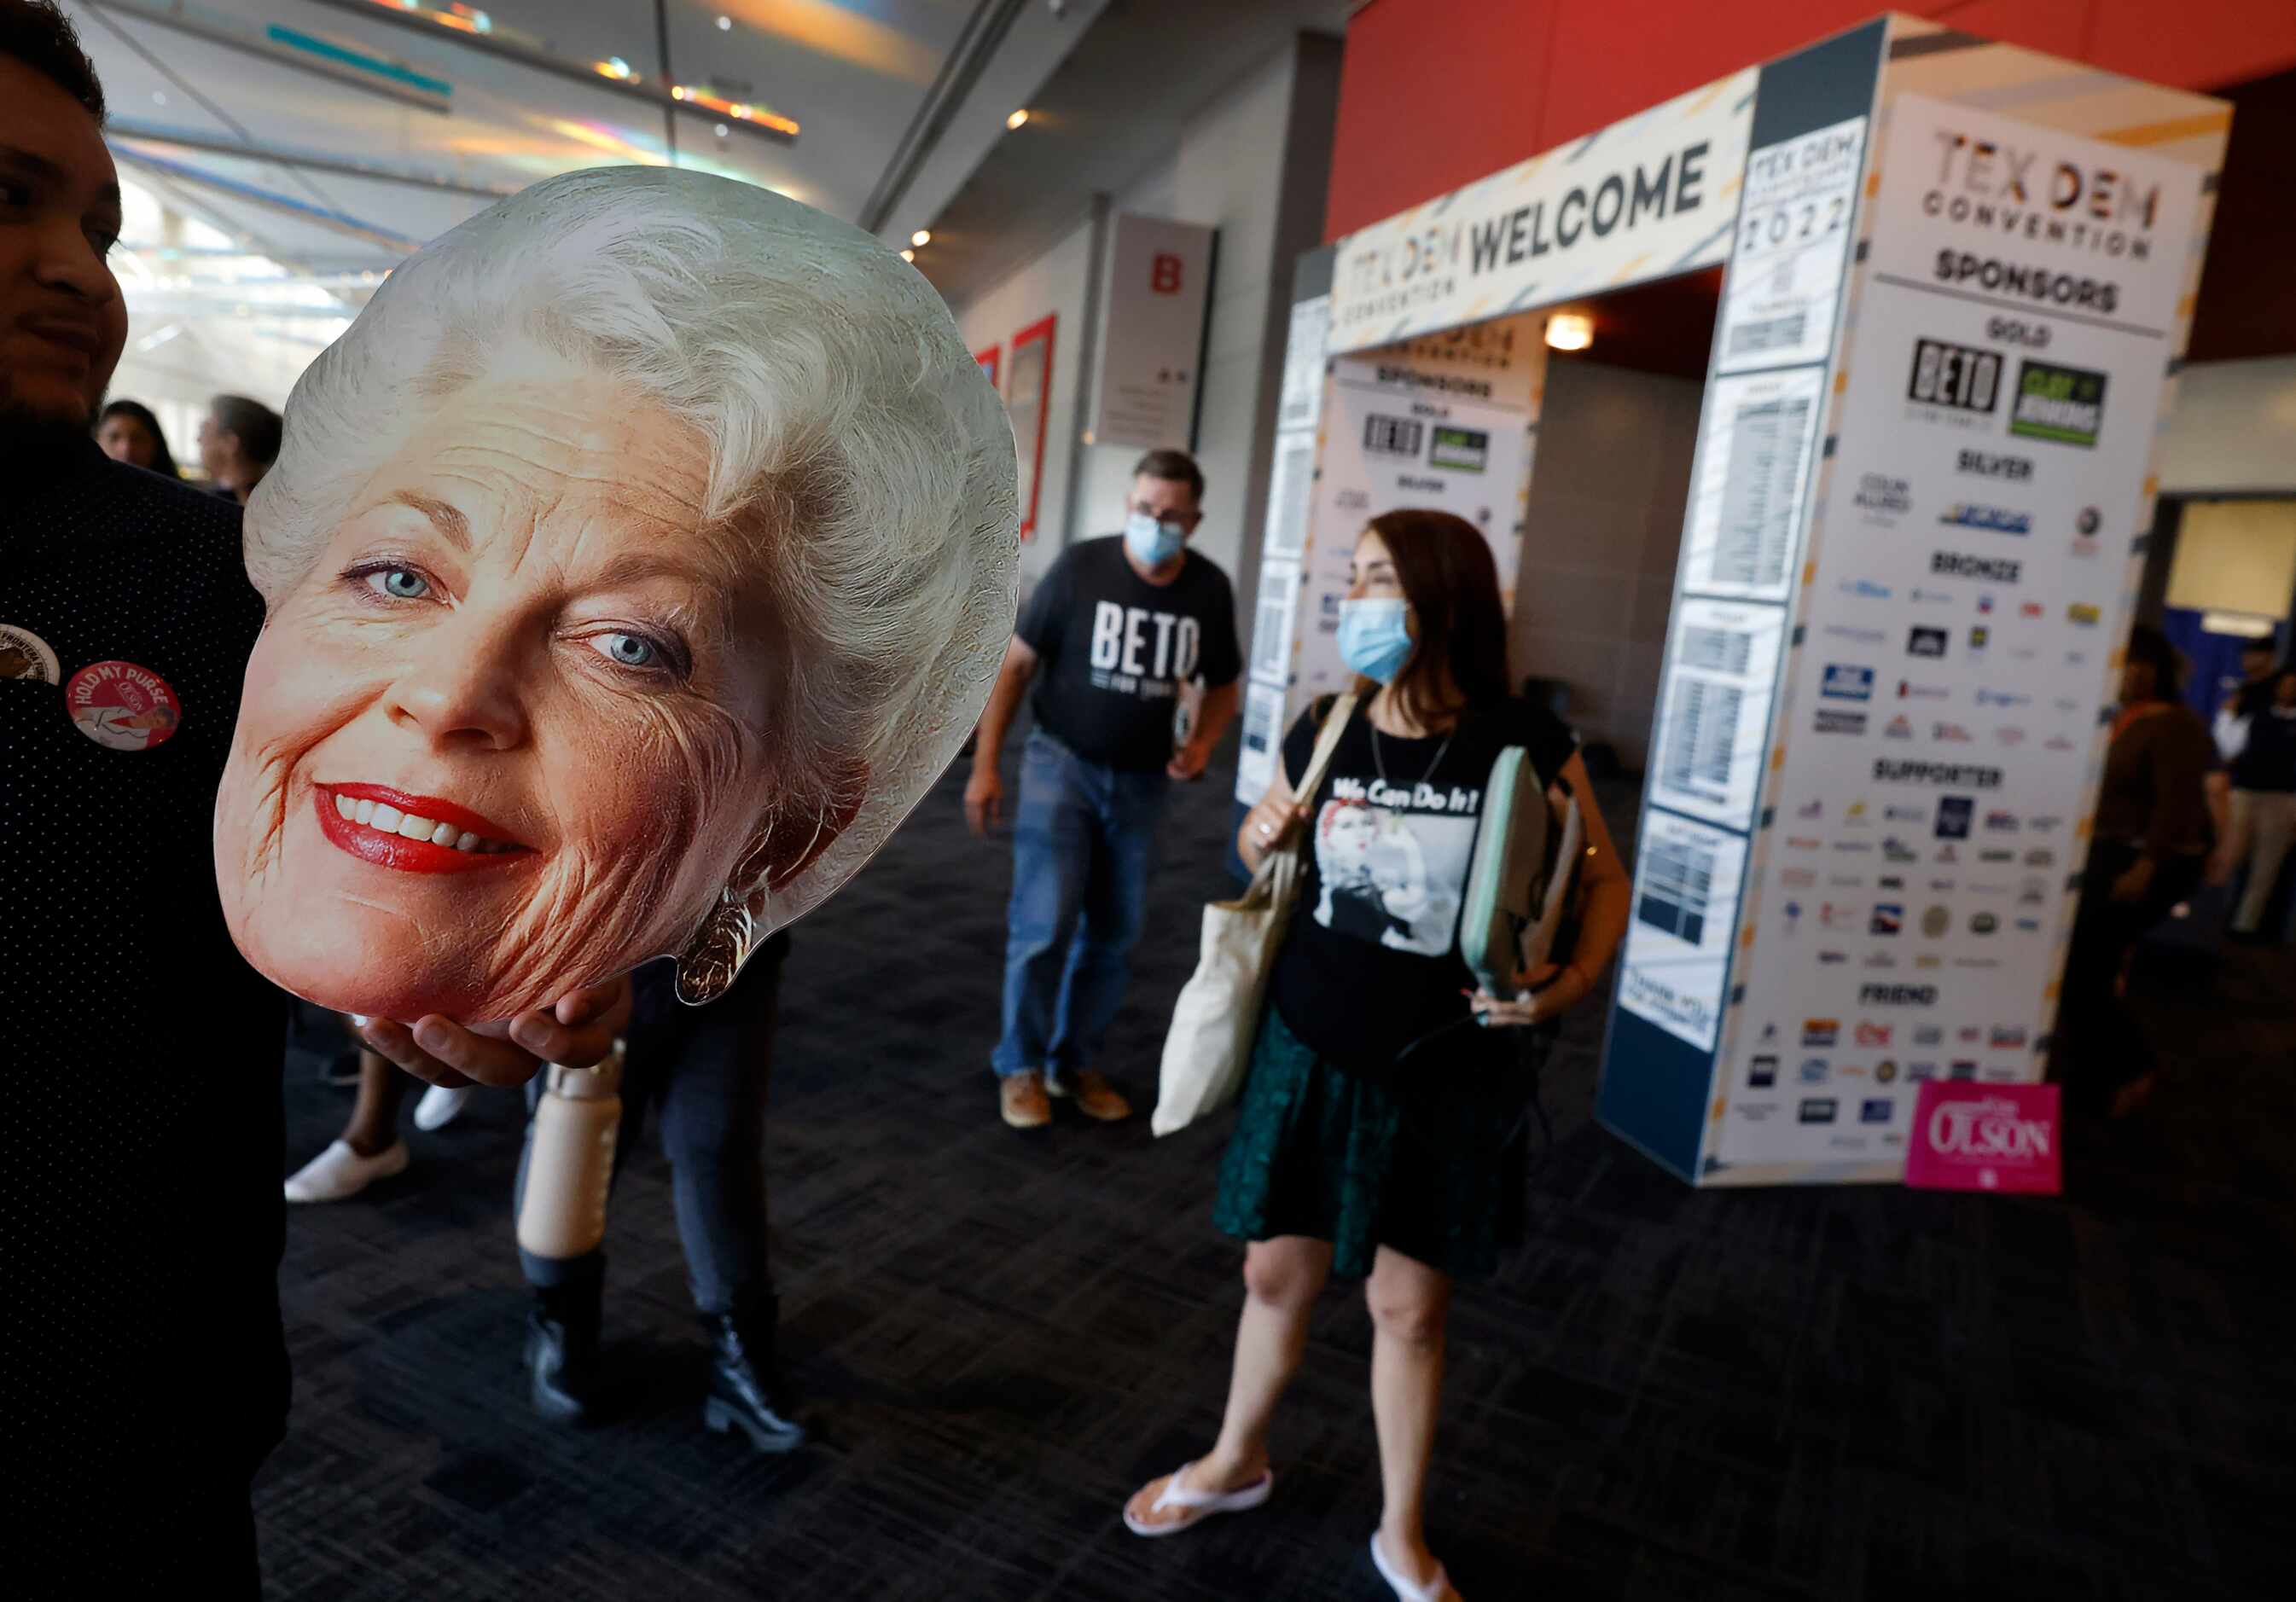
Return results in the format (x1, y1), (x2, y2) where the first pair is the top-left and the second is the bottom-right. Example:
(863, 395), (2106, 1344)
(1150, 252), (1183, 294)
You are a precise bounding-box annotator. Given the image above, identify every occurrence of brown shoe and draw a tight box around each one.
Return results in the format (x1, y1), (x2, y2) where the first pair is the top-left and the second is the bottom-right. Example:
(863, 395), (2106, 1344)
(1000, 1070), (1051, 1129)
(1051, 1069), (1131, 1123)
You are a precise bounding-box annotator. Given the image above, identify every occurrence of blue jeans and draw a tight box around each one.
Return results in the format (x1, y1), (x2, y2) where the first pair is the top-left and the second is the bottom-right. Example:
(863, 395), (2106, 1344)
(992, 729), (1170, 1080)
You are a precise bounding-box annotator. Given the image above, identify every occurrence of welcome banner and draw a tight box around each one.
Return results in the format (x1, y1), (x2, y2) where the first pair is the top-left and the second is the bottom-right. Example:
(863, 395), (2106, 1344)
(1326, 68), (1757, 354)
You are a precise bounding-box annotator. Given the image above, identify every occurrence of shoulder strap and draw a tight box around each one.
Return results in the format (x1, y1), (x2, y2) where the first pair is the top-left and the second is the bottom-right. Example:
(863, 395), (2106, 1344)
(1290, 691), (1358, 802)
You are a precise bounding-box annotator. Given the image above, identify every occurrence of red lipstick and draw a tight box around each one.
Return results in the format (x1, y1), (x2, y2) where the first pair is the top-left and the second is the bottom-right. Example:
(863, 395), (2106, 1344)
(316, 783), (534, 876)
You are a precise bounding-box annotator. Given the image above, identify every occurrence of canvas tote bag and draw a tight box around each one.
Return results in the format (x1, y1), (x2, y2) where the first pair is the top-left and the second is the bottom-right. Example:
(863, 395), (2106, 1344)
(1152, 694), (1357, 1137)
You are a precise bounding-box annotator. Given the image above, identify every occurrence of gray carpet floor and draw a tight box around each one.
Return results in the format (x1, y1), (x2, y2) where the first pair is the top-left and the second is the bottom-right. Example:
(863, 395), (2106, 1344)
(257, 753), (2296, 1600)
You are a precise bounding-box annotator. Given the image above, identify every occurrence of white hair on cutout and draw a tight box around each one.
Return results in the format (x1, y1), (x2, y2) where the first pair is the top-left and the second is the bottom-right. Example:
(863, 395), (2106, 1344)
(247, 165), (1019, 953)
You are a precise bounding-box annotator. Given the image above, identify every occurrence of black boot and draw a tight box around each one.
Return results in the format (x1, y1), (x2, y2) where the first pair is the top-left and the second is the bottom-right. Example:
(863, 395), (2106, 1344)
(701, 1291), (805, 1454)
(525, 1279), (604, 1425)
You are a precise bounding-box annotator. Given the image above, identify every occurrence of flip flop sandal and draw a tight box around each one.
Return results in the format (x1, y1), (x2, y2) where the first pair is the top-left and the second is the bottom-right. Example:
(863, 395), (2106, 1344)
(1370, 1531), (1457, 1602)
(1122, 1462), (1275, 1537)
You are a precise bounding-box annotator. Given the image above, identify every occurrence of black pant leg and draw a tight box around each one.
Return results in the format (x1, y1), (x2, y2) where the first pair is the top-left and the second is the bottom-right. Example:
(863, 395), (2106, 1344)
(656, 936), (786, 1315)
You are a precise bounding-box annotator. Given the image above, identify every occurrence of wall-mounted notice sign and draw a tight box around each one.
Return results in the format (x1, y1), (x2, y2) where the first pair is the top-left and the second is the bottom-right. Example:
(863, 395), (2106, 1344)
(1087, 213), (1215, 451)
(1617, 811), (1747, 1052)
(1008, 315), (1055, 542)
(1648, 597), (1787, 830)
(1710, 93), (2210, 1174)
(1680, 367), (1826, 603)
(1718, 117), (1866, 374)
(1327, 69), (1756, 353)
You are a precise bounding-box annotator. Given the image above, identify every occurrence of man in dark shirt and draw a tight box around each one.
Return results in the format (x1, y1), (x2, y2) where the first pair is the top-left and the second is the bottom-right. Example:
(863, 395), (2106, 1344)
(0, 7), (622, 1587)
(966, 449), (1243, 1127)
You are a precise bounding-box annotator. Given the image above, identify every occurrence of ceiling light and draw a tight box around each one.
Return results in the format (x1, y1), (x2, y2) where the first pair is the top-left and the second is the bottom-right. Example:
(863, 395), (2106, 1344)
(718, 15), (732, 29)
(1006, 108), (1029, 130)
(715, 124), (729, 137)
(671, 85), (687, 100)
(910, 229), (931, 247)
(153, 91), (167, 106)
(900, 248), (915, 263)
(1544, 312), (1593, 351)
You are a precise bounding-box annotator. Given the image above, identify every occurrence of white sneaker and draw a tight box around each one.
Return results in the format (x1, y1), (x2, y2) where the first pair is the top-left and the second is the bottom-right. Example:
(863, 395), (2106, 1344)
(282, 1139), (409, 1204)
(412, 1083), (471, 1131)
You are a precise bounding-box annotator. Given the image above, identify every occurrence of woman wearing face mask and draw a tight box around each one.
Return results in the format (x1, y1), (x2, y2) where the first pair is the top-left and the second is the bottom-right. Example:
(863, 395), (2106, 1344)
(1124, 509), (1630, 1601)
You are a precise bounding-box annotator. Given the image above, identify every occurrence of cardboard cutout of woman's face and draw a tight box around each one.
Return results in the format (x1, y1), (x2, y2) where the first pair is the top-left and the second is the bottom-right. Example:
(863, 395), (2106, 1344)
(214, 170), (1016, 1024)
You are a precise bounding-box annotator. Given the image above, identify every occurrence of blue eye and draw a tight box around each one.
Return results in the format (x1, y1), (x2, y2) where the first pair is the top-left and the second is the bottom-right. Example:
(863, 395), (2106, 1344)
(363, 567), (429, 600)
(597, 632), (659, 669)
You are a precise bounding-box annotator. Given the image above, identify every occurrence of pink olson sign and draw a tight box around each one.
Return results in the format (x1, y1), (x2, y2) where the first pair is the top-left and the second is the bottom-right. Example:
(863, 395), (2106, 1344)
(1904, 1083), (2062, 1194)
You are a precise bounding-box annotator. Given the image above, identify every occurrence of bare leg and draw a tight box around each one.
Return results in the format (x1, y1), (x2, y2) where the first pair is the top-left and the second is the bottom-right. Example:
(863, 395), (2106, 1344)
(1367, 1245), (1453, 1592)
(342, 1048), (412, 1157)
(1125, 1235), (1330, 1529)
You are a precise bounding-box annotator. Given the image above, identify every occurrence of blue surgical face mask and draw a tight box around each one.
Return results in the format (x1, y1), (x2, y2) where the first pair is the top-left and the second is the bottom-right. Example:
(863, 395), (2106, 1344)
(1337, 596), (1415, 683)
(1125, 510), (1187, 568)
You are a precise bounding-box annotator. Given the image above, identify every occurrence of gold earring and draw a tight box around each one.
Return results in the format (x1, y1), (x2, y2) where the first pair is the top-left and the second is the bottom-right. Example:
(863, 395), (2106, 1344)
(674, 890), (756, 1006)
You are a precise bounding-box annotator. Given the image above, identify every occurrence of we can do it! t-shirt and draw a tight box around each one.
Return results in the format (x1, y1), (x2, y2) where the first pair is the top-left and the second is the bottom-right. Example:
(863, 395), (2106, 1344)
(1269, 694), (1578, 1078)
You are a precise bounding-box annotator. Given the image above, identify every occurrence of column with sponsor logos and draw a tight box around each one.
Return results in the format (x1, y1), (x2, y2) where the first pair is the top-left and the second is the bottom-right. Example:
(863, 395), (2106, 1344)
(1599, 15), (2230, 1186)
(1599, 23), (1886, 1180)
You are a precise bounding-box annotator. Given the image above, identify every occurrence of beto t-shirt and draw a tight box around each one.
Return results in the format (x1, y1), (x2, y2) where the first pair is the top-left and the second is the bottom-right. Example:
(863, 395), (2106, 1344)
(1269, 694), (1578, 1078)
(1017, 535), (1243, 772)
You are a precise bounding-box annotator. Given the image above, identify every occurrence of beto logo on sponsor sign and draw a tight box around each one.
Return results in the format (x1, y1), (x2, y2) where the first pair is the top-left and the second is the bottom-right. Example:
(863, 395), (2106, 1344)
(2010, 358), (2108, 447)
(1932, 550), (2021, 583)
(1936, 797), (1975, 839)
(1799, 1099), (1839, 1125)
(1822, 664), (1875, 701)
(1907, 337), (2002, 416)
(1909, 625), (1949, 659)
(1749, 1055), (1779, 1088)
(1957, 449), (2033, 481)
(1939, 502), (2032, 536)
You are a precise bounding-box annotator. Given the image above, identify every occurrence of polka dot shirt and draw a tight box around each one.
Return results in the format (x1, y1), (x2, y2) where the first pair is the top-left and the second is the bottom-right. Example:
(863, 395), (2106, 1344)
(1, 438), (288, 1578)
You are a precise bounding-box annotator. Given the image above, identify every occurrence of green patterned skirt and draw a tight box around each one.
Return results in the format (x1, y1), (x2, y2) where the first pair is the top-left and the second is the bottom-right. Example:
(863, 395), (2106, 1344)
(1212, 1004), (1528, 1280)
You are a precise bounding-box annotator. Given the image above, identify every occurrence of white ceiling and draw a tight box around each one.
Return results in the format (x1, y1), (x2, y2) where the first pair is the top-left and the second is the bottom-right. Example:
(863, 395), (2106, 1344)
(64, 0), (1108, 305)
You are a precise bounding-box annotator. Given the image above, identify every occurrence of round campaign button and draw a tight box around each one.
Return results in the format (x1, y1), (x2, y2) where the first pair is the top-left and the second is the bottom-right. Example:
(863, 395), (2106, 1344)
(65, 659), (183, 751)
(1, 624), (61, 684)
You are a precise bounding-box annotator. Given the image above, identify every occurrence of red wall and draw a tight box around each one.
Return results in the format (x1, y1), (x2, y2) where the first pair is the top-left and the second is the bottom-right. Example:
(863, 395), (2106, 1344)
(1326, 0), (2296, 241)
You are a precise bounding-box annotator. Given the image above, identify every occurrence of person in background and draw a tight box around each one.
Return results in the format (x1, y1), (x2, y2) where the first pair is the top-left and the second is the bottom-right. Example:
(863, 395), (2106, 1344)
(1123, 510), (1630, 1602)
(280, 1029), (470, 1203)
(2212, 636), (2281, 759)
(2053, 624), (2218, 1121)
(196, 391), (280, 502)
(518, 937), (805, 1454)
(2213, 662), (2296, 943)
(95, 396), (178, 478)
(966, 447), (1243, 1129)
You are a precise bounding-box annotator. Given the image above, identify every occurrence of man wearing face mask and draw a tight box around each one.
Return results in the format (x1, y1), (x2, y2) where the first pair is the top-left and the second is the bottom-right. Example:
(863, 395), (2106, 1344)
(968, 449), (1243, 1128)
